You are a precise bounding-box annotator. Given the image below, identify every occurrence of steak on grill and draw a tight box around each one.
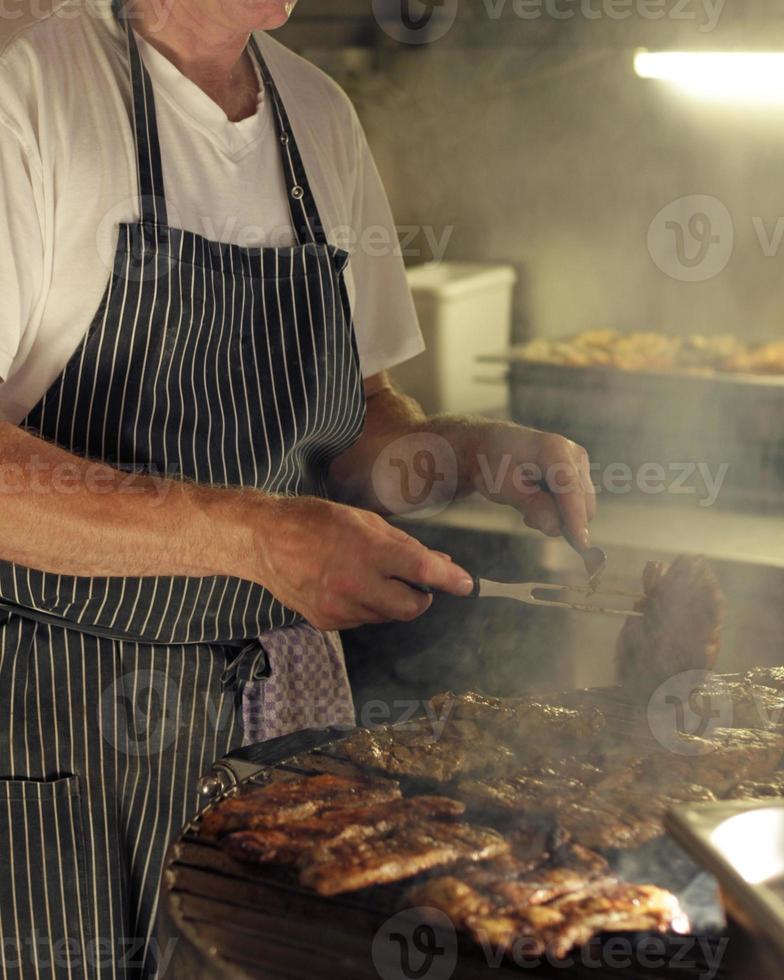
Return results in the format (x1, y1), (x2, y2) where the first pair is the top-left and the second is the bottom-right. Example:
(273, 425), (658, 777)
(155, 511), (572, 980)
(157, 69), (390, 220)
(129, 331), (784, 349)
(337, 722), (516, 782)
(409, 858), (685, 960)
(453, 773), (587, 815)
(428, 691), (606, 754)
(615, 555), (725, 700)
(641, 727), (784, 795)
(300, 821), (510, 896)
(200, 773), (401, 839)
(690, 678), (784, 731)
(223, 795), (466, 864)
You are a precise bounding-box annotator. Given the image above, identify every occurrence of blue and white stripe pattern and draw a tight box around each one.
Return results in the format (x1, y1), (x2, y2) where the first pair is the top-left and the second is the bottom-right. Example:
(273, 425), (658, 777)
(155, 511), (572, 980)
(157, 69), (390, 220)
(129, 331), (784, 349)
(0, 10), (365, 979)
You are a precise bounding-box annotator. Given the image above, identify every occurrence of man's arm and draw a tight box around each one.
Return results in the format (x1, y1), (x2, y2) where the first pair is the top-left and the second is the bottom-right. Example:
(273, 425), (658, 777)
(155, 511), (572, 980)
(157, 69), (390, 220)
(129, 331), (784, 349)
(329, 373), (596, 546)
(0, 420), (258, 579)
(0, 420), (473, 629)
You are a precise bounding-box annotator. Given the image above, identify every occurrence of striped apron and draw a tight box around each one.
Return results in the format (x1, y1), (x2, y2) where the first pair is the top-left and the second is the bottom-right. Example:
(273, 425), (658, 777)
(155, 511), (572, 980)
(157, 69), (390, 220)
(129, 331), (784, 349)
(0, 12), (365, 980)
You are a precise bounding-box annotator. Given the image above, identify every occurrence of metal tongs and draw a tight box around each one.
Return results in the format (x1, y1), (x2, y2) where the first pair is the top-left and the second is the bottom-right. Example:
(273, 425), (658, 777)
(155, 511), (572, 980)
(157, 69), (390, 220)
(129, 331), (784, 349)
(469, 577), (643, 618)
(405, 530), (643, 617)
(560, 526), (608, 595)
(470, 530), (642, 617)
(471, 529), (642, 618)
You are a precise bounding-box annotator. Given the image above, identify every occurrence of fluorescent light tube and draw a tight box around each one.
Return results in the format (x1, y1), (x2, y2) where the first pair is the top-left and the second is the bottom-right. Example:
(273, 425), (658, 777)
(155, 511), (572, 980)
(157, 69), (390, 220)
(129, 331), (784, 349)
(634, 51), (784, 103)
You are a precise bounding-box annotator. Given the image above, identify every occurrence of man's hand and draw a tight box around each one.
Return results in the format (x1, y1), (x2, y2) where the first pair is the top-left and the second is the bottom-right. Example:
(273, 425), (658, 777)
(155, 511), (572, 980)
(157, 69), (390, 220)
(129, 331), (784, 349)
(330, 376), (596, 549)
(463, 420), (596, 547)
(250, 496), (475, 631)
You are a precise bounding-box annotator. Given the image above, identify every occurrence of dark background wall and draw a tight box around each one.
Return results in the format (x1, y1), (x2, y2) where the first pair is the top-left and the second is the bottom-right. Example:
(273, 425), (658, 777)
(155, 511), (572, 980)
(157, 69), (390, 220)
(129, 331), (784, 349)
(278, 1), (784, 346)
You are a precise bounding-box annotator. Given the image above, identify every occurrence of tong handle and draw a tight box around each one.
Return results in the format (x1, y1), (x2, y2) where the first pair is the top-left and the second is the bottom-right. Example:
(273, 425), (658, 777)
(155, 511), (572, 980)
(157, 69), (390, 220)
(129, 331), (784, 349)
(392, 576), (479, 597)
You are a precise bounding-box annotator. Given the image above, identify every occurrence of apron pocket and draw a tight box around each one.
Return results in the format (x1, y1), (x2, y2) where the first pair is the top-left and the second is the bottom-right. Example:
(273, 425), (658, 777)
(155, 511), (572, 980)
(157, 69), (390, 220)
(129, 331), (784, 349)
(0, 775), (94, 979)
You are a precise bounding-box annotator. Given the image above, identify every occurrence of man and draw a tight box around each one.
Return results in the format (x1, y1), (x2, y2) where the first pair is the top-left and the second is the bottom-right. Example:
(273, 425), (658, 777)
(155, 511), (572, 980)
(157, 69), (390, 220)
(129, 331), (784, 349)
(0, 0), (595, 975)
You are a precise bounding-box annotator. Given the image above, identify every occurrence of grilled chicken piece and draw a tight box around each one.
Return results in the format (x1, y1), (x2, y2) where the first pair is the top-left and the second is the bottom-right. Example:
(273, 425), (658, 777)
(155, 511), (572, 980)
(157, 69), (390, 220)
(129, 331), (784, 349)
(615, 555), (725, 700)
(407, 876), (491, 926)
(200, 773), (401, 839)
(299, 822), (509, 896)
(530, 882), (687, 959)
(338, 722), (516, 782)
(223, 796), (466, 864)
(491, 867), (617, 909)
(411, 864), (685, 959)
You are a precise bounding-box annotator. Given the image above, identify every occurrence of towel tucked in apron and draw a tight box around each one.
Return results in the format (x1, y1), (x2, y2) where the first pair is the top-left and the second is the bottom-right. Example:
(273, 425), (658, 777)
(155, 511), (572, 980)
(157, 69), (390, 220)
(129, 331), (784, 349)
(236, 624), (356, 743)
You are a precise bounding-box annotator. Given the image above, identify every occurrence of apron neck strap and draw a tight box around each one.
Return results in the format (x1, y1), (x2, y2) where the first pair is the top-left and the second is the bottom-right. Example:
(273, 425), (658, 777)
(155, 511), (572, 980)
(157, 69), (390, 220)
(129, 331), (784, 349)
(113, 5), (327, 246)
(114, 1), (169, 227)
(248, 35), (328, 248)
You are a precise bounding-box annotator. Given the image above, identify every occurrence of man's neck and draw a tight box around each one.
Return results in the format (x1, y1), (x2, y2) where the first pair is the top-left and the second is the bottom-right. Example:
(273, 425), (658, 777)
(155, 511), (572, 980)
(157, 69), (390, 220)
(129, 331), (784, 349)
(128, 0), (259, 120)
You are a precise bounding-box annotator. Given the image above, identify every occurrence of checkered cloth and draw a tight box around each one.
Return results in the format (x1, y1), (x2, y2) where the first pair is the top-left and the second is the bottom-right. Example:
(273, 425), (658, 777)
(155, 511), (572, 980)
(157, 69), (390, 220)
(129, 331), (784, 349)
(240, 623), (356, 744)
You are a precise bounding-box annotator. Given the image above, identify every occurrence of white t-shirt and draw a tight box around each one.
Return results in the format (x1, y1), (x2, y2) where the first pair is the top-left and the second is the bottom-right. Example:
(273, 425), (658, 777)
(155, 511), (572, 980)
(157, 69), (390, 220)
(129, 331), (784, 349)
(0, 0), (424, 423)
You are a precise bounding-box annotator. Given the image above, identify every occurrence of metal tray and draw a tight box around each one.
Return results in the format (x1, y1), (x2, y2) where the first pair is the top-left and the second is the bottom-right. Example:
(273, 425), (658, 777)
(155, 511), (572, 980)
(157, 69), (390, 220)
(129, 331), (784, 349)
(667, 800), (784, 979)
(485, 357), (784, 499)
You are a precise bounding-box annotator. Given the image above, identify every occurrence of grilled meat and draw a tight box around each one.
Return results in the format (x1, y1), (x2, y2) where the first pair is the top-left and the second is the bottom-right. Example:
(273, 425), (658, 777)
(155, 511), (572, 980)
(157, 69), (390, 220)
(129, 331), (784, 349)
(490, 866), (616, 909)
(559, 785), (717, 849)
(407, 876), (491, 926)
(690, 678), (784, 731)
(505, 824), (569, 870)
(556, 800), (654, 850)
(726, 772), (784, 799)
(615, 555), (725, 700)
(528, 882), (686, 958)
(429, 692), (606, 756)
(300, 821), (509, 896)
(200, 773), (401, 839)
(640, 728), (784, 795)
(549, 841), (610, 876)
(222, 796), (466, 865)
(410, 864), (684, 959)
(745, 666), (784, 693)
(337, 722), (516, 782)
(453, 773), (586, 815)
(338, 695), (605, 785)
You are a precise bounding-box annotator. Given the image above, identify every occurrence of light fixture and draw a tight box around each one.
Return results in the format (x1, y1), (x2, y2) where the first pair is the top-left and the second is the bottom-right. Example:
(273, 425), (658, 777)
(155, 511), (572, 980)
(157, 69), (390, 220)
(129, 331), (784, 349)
(634, 50), (784, 104)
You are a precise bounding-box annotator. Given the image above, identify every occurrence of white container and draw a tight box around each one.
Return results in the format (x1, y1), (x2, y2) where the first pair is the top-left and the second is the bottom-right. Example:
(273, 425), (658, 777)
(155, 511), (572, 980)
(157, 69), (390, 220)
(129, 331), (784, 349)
(392, 262), (517, 415)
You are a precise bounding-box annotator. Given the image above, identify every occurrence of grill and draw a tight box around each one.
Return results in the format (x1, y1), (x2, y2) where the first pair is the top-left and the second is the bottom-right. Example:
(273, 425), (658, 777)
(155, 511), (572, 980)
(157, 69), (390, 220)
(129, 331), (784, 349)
(160, 712), (735, 980)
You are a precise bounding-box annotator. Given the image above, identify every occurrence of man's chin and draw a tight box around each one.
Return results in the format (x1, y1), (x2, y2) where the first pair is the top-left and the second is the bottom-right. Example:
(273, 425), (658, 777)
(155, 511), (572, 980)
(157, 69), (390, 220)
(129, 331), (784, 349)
(244, 0), (296, 31)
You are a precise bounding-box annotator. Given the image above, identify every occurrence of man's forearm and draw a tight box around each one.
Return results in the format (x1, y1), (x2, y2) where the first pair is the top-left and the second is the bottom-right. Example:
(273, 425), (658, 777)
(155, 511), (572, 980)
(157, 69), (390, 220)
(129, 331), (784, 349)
(329, 376), (594, 545)
(0, 421), (264, 580)
(328, 379), (485, 512)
